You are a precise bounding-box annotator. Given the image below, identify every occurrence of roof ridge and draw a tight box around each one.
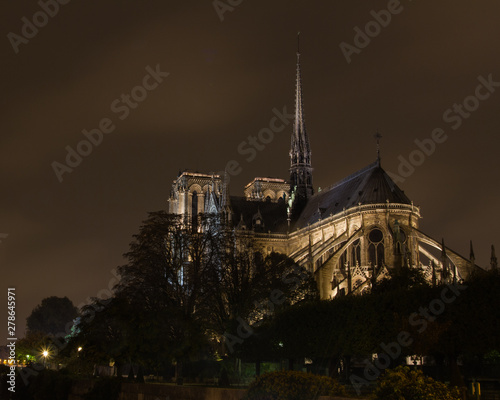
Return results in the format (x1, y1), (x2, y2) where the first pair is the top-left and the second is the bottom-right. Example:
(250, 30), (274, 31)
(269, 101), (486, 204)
(316, 161), (379, 196)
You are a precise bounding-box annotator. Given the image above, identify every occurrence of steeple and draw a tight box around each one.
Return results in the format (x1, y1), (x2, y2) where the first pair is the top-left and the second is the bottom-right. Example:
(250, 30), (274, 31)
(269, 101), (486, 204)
(441, 238), (449, 282)
(469, 240), (475, 265)
(491, 245), (498, 270)
(289, 32), (313, 218)
(220, 171), (231, 224)
(374, 132), (382, 166)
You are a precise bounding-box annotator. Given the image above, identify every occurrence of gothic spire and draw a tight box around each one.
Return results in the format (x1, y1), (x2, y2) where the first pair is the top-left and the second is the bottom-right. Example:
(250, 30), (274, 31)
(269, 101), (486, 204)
(441, 238), (449, 281)
(441, 238), (447, 258)
(220, 171), (231, 224)
(469, 240), (475, 262)
(289, 32), (313, 217)
(221, 170), (230, 208)
(491, 245), (498, 270)
(290, 34), (311, 168)
(374, 132), (382, 166)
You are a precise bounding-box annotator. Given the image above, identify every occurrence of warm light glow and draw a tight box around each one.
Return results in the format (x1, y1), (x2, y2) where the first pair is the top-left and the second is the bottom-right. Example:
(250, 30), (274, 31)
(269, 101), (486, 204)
(43, 350), (48, 358)
(245, 177), (287, 188)
(77, 347), (82, 352)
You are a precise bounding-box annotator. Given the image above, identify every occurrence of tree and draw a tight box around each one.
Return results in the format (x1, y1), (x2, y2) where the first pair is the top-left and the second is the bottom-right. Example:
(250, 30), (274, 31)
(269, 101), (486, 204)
(204, 239), (319, 351)
(265, 295), (380, 378)
(73, 210), (318, 382)
(16, 331), (49, 364)
(115, 211), (218, 382)
(371, 265), (429, 294)
(27, 296), (78, 336)
(69, 297), (134, 367)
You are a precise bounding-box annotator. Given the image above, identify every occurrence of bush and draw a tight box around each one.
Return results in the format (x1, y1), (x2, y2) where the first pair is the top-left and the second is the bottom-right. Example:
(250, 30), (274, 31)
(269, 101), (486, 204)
(371, 366), (461, 400)
(245, 370), (346, 400)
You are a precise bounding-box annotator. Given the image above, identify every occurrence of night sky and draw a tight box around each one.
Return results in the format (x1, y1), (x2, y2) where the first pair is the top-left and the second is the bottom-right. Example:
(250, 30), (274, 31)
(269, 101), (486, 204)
(2, 1), (499, 341)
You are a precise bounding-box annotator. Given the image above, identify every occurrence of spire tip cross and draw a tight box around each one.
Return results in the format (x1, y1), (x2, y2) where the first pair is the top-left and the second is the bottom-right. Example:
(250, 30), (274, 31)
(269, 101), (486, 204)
(374, 132), (382, 161)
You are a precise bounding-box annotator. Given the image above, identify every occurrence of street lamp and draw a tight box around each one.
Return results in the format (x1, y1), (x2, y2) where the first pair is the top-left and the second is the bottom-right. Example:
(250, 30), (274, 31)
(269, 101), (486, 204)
(42, 350), (48, 368)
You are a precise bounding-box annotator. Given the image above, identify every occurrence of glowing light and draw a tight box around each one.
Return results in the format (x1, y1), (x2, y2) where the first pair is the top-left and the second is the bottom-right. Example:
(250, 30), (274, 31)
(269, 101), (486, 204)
(41, 349), (50, 368)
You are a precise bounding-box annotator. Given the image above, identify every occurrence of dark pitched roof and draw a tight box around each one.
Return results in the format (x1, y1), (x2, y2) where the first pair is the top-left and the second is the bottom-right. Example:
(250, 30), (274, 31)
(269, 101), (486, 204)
(294, 161), (412, 229)
(229, 196), (288, 233)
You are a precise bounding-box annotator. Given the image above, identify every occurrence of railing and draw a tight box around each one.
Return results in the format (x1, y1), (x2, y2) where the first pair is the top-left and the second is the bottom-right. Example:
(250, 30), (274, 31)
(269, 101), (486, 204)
(246, 203), (420, 241)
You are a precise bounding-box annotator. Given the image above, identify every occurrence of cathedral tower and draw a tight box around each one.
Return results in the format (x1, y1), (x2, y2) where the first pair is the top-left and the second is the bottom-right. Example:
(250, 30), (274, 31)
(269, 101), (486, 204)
(289, 35), (313, 219)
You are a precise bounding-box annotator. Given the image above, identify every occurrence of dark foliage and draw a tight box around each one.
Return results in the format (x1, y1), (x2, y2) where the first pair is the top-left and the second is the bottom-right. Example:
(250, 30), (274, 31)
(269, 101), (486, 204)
(245, 370), (346, 400)
(27, 296), (78, 336)
(71, 211), (318, 380)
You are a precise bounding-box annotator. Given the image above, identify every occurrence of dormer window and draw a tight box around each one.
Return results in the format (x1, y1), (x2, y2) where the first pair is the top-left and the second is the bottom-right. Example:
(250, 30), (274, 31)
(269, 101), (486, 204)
(252, 208), (264, 230)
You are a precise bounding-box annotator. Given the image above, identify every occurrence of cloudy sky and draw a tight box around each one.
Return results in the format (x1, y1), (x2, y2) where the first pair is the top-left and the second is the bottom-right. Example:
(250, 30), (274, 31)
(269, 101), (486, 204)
(1, 1), (499, 340)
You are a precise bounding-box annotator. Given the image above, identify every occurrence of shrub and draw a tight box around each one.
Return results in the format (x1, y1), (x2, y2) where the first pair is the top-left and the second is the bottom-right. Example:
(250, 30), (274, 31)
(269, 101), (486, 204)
(371, 366), (461, 400)
(245, 370), (346, 400)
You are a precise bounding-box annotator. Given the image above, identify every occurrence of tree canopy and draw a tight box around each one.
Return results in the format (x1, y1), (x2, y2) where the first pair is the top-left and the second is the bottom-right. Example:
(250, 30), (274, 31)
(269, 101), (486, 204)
(71, 211), (318, 378)
(69, 209), (500, 386)
(245, 269), (500, 386)
(27, 296), (78, 336)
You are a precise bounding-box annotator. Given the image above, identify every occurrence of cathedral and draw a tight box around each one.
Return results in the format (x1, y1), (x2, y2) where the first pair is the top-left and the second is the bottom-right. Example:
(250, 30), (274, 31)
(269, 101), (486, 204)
(168, 48), (496, 299)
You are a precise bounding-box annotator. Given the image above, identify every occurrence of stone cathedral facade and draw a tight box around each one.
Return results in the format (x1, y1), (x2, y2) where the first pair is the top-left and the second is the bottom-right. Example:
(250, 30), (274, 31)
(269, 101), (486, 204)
(168, 50), (496, 299)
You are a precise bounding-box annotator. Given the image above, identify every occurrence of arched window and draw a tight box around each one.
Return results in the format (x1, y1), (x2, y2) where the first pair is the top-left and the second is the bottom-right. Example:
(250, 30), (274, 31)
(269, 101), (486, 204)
(351, 239), (361, 266)
(395, 228), (407, 254)
(191, 191), (198, 231)
(399, 229), (407, 243)
(339, 251), (347, 270)
(368, 228), (384, 268)
(336, 241), (349, 272)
